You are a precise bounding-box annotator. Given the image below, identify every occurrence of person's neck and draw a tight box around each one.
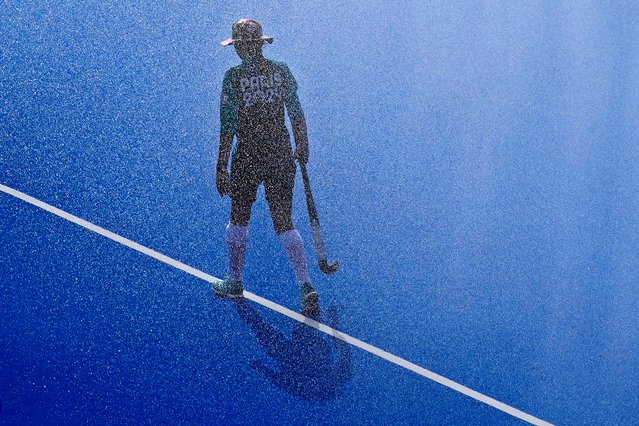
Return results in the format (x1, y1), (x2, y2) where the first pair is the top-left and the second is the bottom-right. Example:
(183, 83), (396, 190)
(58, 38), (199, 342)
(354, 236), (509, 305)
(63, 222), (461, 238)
(241, 53), (264, 62)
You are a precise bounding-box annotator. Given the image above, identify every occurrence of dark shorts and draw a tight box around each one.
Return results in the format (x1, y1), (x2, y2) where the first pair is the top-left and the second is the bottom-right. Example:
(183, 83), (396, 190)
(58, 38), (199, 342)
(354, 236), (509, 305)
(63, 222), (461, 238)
(230, 151), (296, 209)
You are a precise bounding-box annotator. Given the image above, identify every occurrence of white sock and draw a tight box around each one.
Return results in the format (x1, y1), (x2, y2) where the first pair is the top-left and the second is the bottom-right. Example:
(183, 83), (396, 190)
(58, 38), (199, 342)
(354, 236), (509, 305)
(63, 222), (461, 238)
(226, 223), (248, 282)
(279, 229), (311, 284)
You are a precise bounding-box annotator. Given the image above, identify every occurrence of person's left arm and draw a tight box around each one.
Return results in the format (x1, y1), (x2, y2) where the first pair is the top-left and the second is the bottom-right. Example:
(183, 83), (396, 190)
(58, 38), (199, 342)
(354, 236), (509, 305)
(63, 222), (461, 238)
(217, 70), (238, 196)
(281, 63), (309, 165)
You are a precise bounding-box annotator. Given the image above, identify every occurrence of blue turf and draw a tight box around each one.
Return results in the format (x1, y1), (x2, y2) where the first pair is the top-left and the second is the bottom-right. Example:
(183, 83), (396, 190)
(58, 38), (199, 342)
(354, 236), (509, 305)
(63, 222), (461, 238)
(3, 1), (639, 424)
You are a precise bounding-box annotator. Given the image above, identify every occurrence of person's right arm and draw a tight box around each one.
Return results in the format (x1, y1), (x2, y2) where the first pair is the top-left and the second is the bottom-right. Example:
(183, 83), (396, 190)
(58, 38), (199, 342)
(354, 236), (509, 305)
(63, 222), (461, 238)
(280, 62), (309, 165)
(216, 133), (233, 196)
(217, 70), (238, 196)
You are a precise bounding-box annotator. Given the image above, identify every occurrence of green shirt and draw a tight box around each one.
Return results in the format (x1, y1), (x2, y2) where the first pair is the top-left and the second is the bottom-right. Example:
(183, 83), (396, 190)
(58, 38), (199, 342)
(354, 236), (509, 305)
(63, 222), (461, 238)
(220, 56), (304, 146)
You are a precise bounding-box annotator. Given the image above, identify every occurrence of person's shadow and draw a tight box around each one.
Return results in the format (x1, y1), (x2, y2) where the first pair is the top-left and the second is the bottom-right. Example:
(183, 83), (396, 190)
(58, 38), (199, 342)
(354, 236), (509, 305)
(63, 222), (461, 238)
(236, 301), (352, 401)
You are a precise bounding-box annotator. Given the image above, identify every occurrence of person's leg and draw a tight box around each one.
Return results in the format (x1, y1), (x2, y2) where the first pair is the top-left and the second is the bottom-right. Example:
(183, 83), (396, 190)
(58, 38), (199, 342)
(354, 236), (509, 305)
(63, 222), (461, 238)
(269, 195), (318, 312)
(279, 228), (310, 284)
(226, 221), (248, 283)
(265, 157), (318, 312)
(265, 158), (311, 285)
(214, 158), (258, 297)
(226, 158), (258, 284)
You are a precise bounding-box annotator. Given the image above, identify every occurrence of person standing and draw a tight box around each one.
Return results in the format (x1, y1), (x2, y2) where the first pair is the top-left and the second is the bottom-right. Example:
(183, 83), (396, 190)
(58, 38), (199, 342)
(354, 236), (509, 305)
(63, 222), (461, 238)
(214, 19), (318, 312)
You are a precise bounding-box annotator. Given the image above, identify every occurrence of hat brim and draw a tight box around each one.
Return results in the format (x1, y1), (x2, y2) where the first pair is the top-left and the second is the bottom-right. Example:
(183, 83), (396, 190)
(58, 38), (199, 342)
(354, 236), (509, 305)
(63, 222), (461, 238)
(220, 36), (273, 47)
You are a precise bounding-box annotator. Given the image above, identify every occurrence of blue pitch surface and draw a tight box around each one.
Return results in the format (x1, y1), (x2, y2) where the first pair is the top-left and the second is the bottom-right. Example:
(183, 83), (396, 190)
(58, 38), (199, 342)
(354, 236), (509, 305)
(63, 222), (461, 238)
(2, 1), (639, 425)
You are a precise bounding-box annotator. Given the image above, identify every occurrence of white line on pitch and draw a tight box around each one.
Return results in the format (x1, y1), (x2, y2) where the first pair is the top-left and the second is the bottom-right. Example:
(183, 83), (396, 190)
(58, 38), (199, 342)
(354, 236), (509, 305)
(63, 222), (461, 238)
(0, 183), (552, 426)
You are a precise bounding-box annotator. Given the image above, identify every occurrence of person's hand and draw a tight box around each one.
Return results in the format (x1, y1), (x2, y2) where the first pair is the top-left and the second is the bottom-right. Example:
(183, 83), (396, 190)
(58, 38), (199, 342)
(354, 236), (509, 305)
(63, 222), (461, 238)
(216, 167), (230, 197)
(294, 142), (309, 166)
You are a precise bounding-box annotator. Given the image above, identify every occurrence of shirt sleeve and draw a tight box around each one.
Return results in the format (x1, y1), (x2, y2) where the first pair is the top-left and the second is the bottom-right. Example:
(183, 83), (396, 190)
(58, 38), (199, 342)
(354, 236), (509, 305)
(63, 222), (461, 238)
(220, 69), (238, 135)
(280, 62), (305, 120)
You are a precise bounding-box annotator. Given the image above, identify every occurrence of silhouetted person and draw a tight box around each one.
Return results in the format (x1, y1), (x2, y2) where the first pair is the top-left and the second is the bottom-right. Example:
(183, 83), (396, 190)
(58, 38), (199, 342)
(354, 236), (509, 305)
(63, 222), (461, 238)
(213, 19), (318, 314)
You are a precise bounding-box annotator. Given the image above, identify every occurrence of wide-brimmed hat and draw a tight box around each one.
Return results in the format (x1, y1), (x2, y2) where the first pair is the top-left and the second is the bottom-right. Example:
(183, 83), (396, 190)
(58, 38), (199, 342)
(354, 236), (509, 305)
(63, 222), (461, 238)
(221, 19), (274, 46)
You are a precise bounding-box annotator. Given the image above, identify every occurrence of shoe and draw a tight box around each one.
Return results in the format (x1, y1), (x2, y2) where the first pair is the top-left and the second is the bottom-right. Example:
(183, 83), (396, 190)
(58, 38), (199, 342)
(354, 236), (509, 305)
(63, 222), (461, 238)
(213, 277), (244, 298)
(300, 282), (319, 313)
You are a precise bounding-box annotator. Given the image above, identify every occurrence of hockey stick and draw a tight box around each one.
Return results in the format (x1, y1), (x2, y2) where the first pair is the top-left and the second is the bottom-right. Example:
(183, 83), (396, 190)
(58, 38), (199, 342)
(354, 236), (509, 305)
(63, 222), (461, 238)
(299, 163), (340, 274)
